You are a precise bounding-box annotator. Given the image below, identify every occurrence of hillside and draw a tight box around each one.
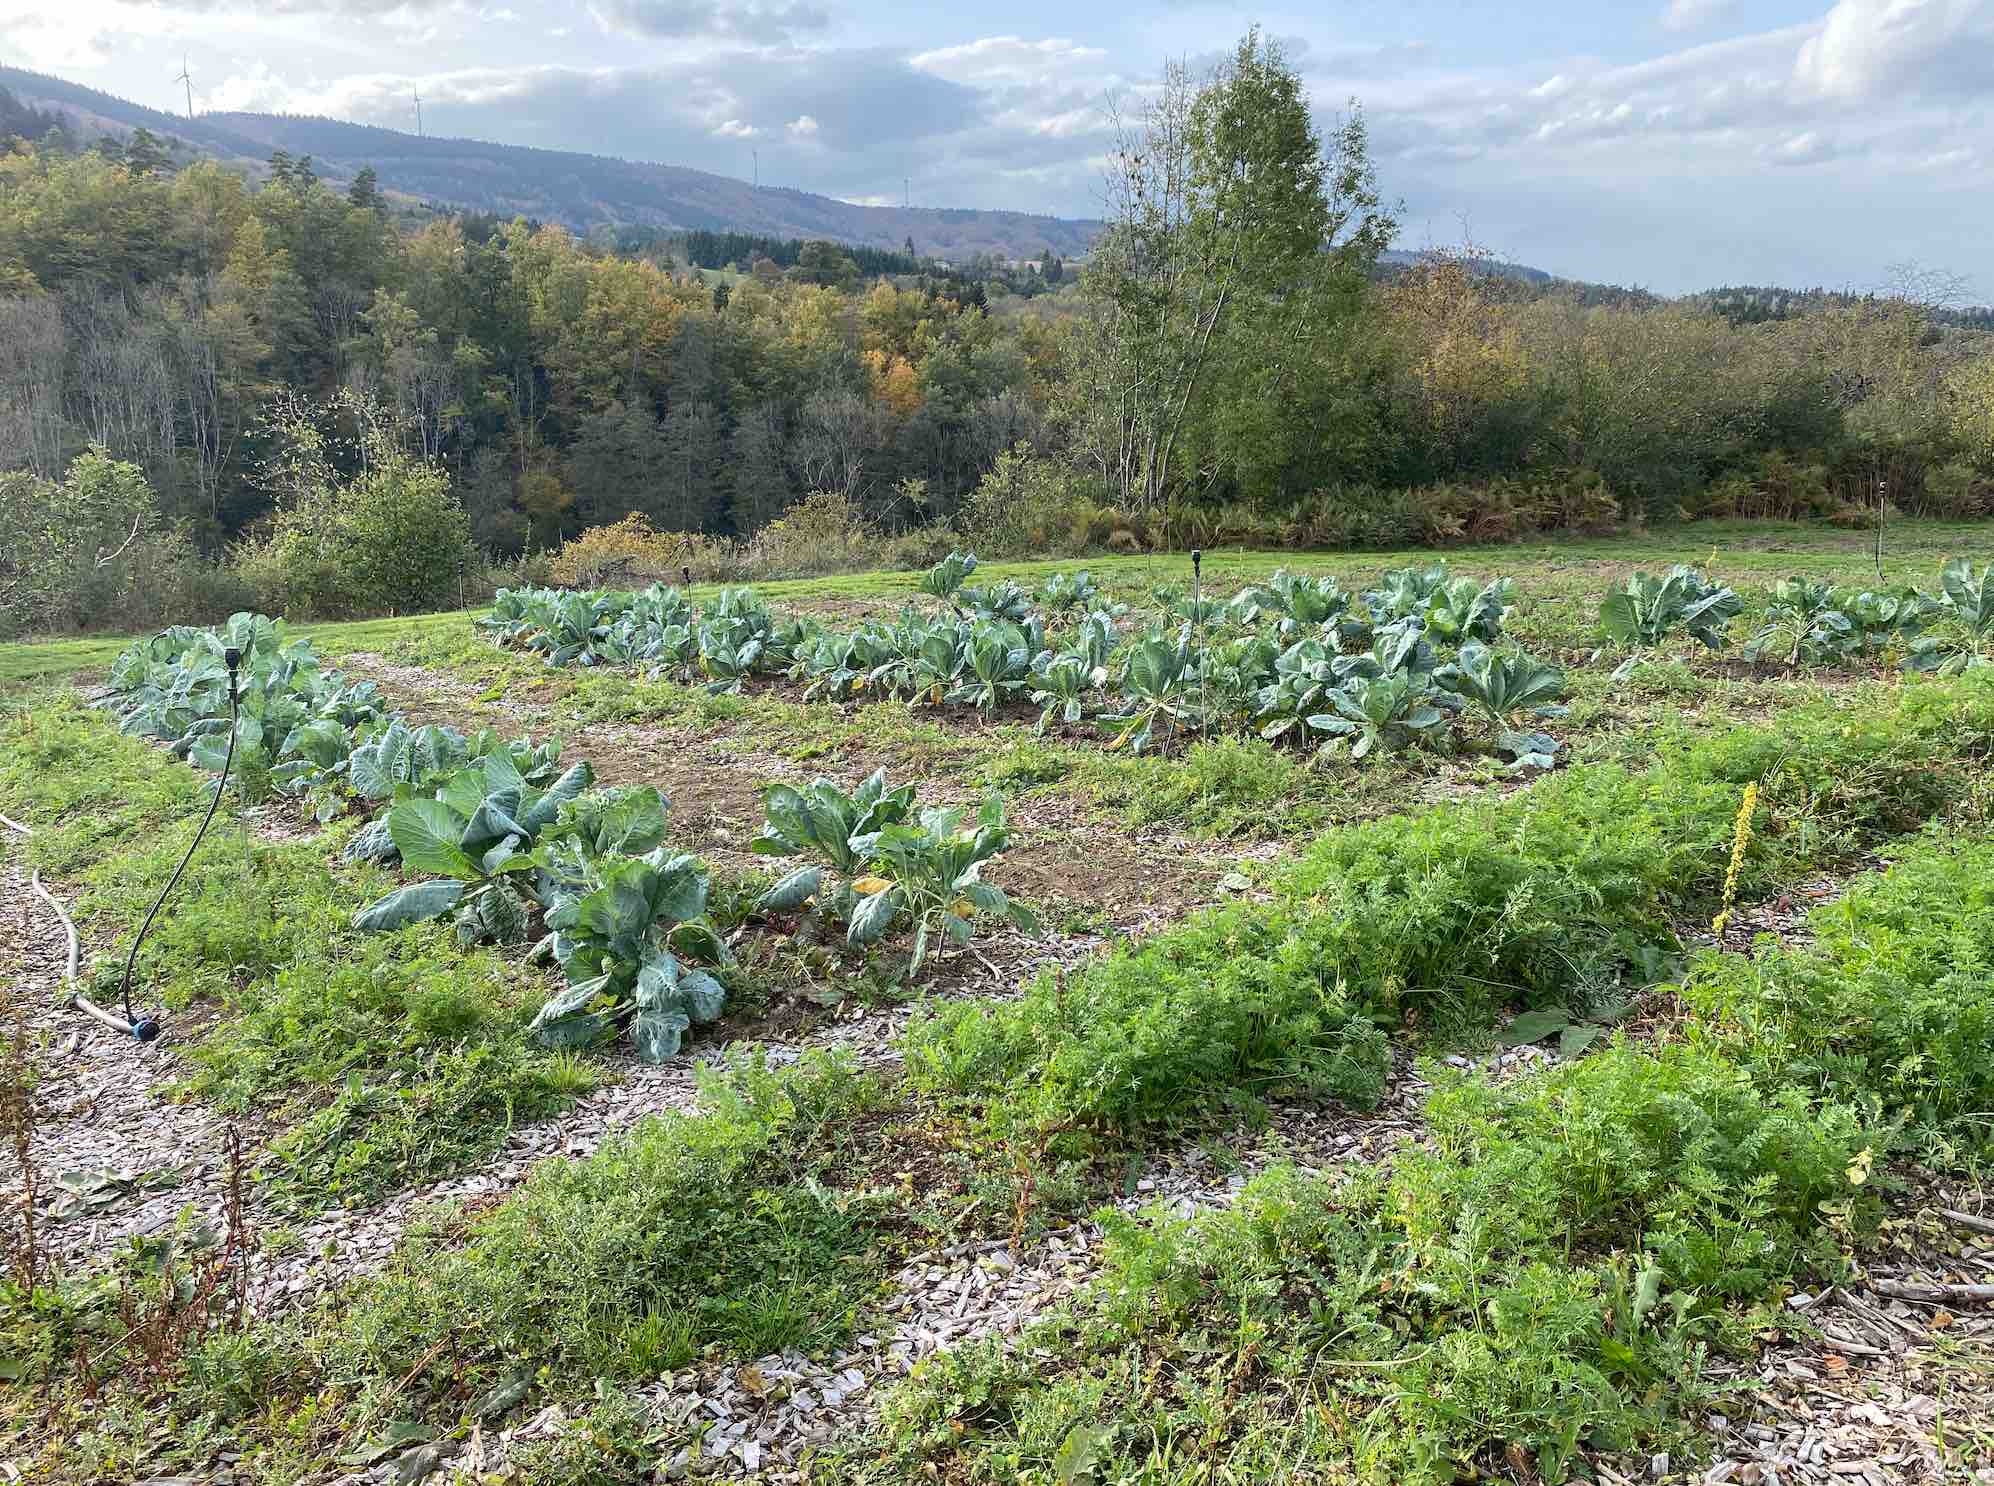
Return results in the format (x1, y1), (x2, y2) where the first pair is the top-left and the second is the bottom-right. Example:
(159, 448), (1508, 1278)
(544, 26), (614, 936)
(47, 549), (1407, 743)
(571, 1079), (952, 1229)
(0, 65), (1101, 262)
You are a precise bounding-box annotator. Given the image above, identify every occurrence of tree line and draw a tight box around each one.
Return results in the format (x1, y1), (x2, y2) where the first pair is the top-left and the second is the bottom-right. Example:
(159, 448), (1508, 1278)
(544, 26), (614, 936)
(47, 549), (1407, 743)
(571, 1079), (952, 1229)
(2, 35), (1991, 638)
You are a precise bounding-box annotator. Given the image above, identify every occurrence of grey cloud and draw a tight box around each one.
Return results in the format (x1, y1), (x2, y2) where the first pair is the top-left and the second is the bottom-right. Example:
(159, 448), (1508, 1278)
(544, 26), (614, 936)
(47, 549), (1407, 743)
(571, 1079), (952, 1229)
(340, 49), (985, 181)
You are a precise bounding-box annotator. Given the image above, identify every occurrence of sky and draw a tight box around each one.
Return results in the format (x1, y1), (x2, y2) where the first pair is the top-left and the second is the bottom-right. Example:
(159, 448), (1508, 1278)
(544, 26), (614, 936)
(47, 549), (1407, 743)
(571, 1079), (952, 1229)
(0, 0), (1987, 294)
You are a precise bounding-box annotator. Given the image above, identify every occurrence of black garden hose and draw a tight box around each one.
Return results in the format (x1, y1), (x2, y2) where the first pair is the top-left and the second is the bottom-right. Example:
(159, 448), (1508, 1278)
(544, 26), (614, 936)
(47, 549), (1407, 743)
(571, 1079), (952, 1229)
(114, 644), (243, 1042)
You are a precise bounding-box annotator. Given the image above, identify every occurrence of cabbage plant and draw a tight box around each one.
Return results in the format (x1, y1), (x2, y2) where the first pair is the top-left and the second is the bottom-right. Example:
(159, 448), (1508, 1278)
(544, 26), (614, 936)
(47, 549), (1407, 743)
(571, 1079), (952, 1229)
(532, 847), (731, 1062)
(850, 798), (1037, 976)
(1028, 653), (1102, 732)
(1038, 570), (1099, 613)
(1742, 578), (1860, 666)
(950, 622), (1037, 710)
(1422, 576), (1516, 646)
(351, 757), (594, 943)
(1307, 672), (1450, 759)
(109, 611), (388, 806)
(1235, 570), (1354, 641)
(960, 581), (1033, 624)
(1908, 559), (1994, 674)
(1599, 566), (1743, 677)
(1436, 644), (1569, 769)
(920, 551), (978, 600)
(1103, 630), (1202, 753)
(1255, 640), (1339, 743)
(751, 768), (919, 914)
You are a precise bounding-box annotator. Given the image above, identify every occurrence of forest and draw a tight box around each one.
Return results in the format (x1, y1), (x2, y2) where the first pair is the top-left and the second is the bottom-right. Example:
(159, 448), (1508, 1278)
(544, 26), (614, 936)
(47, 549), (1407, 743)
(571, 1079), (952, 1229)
(2, 34), (1992, 640)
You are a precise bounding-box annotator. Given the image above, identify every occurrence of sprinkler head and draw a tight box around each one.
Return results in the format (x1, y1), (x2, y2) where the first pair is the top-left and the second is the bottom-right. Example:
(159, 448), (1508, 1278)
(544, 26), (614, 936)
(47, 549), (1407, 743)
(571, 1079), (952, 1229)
(681, 564), (693, 588)
(1190, 548), (1202, 572)
(223, 645), (242, 672)
(131, 1016), (162, 1043)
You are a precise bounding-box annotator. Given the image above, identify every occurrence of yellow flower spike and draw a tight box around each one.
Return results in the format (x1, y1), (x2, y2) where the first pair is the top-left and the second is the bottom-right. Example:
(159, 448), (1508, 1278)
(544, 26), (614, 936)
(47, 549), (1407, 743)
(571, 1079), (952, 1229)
(851, 875), (893, 896)
(1710, 781), (1759, 937)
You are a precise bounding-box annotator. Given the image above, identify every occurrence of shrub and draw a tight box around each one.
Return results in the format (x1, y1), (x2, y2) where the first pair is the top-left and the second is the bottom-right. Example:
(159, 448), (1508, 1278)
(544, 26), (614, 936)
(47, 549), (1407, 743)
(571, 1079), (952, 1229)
(236, 453), (476, 619)
(1916, 460), (1994, 519)
(739, 490), (888, 577)
(956, 444), (1114, 558)
(0, 447), (229, 638)
(545, 513), (733, 587)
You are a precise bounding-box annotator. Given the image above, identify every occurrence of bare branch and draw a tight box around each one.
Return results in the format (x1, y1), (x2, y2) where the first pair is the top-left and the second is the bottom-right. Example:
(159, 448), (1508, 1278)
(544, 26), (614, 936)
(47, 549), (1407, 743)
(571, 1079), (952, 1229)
(93, 511), (143, 570)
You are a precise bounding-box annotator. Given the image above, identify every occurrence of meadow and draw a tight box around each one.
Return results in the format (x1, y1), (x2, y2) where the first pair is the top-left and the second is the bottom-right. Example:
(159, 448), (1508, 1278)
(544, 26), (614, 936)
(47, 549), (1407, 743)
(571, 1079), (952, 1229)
(1, 519), (1991, 1485)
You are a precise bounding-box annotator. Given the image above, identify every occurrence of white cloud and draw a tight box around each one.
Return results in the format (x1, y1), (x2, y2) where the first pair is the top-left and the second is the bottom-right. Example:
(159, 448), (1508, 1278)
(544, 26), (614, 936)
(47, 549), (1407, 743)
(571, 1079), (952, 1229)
(1795, 0), (1994, 100)
(909, 35), (1107, 85)
(204, 61), (299, 112)
(713, 117), (759, 137)
(785, 112), (818, 137)
(1768, 128), (1834, 163)
(1662, 0), (1738, 32)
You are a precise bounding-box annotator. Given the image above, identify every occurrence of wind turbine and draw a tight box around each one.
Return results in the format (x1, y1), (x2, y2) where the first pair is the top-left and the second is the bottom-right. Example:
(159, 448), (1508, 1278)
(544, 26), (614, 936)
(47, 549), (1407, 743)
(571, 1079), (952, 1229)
(412, 87), (423, 139)
(175, 55), (194, 121)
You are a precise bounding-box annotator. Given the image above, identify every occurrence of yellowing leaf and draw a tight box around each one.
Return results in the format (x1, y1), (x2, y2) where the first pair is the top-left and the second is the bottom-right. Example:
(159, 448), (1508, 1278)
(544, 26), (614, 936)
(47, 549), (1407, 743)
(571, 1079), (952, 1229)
(852, 876), (894, 896)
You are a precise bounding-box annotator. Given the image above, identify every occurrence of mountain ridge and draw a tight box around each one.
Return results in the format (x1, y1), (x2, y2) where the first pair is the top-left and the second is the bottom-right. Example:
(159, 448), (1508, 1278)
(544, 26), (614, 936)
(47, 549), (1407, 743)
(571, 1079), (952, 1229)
(0, 64), (1103, 262)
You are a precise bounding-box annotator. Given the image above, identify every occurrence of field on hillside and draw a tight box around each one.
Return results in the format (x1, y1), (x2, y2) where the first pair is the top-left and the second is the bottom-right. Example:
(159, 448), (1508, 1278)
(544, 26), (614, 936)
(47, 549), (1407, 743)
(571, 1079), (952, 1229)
(3, 522), (1994, 1486)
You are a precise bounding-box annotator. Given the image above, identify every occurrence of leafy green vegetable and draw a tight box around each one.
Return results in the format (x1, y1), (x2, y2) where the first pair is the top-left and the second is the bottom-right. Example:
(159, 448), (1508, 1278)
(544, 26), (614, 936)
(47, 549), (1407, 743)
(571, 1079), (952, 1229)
(751, 767), (918, 912)
(1103, 629), (1206, 754)
(1437, 643), (1569, 769)
(351, 758), (595, 943)
(533, 847), (730, 1061)
(1907, 558), (1994, 674)
(919, 550), (978, 600)
(1599, 566), (1743, 676)
(856, 797), (1037, 976)
(1307, 672), (1450, 759)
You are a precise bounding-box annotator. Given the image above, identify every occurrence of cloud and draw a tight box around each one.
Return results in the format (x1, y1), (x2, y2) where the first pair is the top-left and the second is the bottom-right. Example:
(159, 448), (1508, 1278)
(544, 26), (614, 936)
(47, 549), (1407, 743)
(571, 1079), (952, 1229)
(1767, 128), (1836, 164)
(908, 35), (1107, 85)
(1661, 0), (1738, 31)
(586, 0), (831, 43)
(46, 5), (1982, 297)
(1794, 0), (1994, 100)
(103, 0), (461, 12)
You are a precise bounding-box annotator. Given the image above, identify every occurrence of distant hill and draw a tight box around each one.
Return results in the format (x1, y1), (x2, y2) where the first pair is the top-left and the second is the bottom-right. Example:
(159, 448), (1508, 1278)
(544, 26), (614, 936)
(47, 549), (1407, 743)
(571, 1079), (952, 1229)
(1688, 283), (1994, 331)
(0, 65), (1102, 263)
